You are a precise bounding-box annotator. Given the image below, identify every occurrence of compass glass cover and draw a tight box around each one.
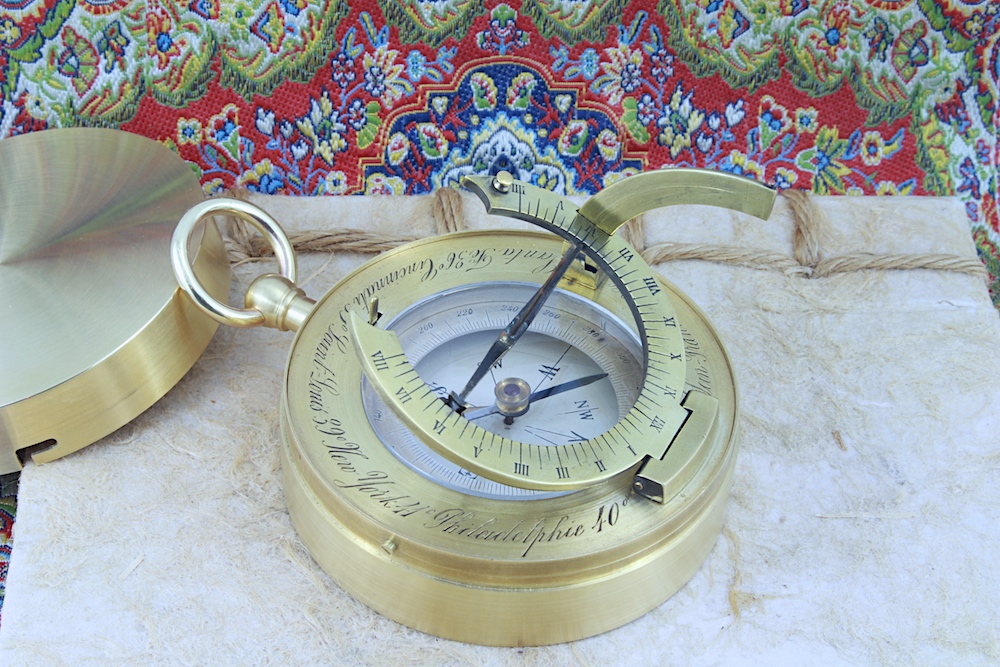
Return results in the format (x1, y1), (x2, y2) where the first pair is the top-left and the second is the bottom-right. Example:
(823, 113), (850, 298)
(363, 282), (643, 499)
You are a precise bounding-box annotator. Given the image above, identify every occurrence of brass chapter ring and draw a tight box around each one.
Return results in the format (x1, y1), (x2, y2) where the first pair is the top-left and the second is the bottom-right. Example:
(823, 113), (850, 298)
(171, 198), (298, 328)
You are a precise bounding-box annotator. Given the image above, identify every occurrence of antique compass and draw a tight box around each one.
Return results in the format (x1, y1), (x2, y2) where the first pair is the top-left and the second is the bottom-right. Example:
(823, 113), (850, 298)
(172, 169), (775, 646)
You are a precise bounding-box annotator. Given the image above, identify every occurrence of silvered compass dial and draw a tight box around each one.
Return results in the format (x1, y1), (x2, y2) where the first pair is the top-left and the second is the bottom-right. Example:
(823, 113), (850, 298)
(172, 169), (775, 646)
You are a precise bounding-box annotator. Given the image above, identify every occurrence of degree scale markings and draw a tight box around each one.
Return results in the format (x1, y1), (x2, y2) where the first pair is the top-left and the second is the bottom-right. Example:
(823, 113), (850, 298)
(348, 176), (690, 491)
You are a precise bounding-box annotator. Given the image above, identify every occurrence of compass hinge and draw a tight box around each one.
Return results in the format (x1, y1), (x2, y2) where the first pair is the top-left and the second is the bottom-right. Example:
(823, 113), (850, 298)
(632, 390), (719, 504)
(558, 241), (605, 293)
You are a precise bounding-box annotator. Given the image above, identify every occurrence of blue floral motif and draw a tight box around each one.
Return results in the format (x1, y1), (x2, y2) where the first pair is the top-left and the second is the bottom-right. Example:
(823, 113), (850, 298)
(578, 49), (600, 79)
(551, 46), (601, 81)
(621, 62), (641, 93)
(331, 52), (356, 89)
(636, 94), (657, 125)
(213, 116), (236, 143)
(248, 165), (285, 194)
(774, 169), (795, 190)
(254, 173), (282, 194)
(644, 26), (674, 84)
(405, 46), (456, 83)
(406, 51), (427, 81)
(155, 32), (173, 55)
(279, 0), (305, 17)
(346, 99), (367, 131)
(761, 107), (783, 133)
(364, 65), (387, 98)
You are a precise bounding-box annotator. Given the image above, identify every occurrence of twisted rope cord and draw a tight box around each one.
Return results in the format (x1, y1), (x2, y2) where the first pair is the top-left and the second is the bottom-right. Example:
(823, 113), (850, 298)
(784, 189), (822, 270)
(641, 242), (811, 276)
(431, 185), (465, 234)
(813, 253), (987, 277)
(218, 188), (988, 280)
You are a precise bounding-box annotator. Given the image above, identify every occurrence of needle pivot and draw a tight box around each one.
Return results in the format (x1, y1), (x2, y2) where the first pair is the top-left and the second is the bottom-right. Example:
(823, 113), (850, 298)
(494, 377), (531, 424)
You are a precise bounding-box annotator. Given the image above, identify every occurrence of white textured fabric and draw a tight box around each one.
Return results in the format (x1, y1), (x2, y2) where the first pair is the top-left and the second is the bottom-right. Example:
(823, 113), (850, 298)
(2, 193), (998, 666)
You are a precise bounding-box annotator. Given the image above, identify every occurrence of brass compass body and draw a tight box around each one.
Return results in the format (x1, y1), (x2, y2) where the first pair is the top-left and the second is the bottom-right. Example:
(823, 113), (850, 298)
(172, 169), (775, 646)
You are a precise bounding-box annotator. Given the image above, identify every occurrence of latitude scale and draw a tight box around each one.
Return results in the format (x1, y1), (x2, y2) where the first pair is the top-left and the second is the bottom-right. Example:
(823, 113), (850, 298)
(2, 129), (775, 648)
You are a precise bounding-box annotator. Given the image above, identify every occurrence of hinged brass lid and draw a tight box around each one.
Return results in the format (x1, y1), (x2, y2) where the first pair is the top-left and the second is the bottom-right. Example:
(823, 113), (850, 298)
(0, 129), (230, 473)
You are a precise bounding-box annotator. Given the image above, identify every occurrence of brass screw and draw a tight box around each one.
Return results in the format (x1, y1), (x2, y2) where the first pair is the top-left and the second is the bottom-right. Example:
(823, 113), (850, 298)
(492, 170), (514, 193)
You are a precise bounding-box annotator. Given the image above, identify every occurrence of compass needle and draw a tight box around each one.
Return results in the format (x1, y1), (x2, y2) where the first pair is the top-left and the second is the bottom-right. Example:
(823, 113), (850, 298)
(448, 240), (582, 407)
(172, 167), (776, 646)
(462, 372), (609, 421)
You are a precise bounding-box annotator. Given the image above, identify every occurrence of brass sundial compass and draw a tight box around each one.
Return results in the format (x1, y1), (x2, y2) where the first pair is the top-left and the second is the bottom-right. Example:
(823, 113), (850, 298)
(172, 168), (775, 646)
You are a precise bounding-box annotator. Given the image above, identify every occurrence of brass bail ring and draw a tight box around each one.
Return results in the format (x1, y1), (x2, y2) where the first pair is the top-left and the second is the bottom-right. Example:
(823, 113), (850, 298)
(171, 198), (297, 328)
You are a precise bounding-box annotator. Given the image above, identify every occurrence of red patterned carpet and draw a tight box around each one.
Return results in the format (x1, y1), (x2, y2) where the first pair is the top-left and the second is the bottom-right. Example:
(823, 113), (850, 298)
(1, 0), (997, 618)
